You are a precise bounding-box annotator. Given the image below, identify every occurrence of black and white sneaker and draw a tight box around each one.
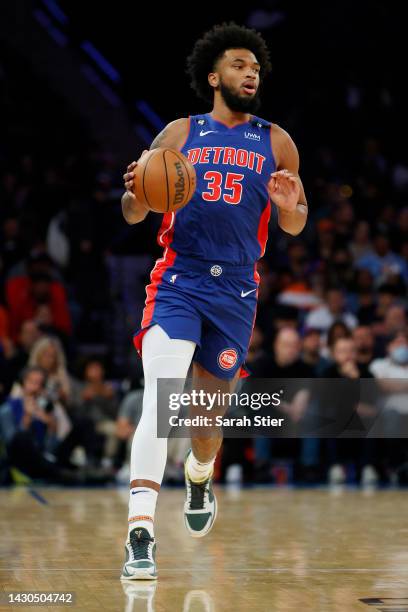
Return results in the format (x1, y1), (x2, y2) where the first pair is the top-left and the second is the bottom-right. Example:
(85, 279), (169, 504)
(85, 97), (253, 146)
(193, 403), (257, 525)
(120, 527), (157, 580)
(184, 451), (217, 538)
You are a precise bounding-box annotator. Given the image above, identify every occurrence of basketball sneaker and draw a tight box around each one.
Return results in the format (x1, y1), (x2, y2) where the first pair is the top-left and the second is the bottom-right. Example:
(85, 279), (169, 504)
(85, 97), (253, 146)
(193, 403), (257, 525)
(120, 527), (157, 580)
(183, 450), (217, 537)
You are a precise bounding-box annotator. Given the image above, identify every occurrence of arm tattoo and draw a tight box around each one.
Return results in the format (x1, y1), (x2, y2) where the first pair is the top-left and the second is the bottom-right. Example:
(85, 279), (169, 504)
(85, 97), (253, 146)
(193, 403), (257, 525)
(150, 126), (169, 150)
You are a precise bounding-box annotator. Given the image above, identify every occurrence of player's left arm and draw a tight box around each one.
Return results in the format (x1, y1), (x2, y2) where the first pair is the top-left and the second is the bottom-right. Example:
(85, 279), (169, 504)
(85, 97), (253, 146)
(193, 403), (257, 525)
(268, 124), (308, 236)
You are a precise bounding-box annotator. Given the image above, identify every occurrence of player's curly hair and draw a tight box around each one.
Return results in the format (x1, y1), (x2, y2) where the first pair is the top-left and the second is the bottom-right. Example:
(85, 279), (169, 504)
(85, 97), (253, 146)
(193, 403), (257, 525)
(186, 22), (272, 103)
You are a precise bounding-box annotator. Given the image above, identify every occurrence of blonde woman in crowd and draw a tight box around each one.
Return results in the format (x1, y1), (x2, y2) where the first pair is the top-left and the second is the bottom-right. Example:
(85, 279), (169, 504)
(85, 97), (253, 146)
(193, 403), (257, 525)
(28, 336), (71, 403)
(11, 336), (72, 441)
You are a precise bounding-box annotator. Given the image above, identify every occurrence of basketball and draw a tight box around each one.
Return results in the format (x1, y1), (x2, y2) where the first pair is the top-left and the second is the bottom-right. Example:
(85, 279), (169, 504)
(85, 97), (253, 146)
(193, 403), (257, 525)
(134, 148), (196, 213)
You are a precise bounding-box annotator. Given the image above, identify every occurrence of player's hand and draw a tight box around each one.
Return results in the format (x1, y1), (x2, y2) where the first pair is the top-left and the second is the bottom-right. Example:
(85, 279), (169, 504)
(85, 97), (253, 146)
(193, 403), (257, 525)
(267, 169), (300, 212)
(123, 150), (149, 193)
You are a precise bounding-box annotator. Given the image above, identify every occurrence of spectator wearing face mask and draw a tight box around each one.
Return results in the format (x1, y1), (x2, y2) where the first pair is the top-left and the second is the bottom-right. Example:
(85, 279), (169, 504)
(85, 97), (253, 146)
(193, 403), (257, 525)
(369, 331), (408, 421)
(369, 330), (408, 481)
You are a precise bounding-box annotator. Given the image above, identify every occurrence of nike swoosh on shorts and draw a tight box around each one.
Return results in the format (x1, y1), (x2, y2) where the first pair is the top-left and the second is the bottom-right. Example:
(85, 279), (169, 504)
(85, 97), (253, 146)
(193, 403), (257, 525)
(240, 289), (257, 298)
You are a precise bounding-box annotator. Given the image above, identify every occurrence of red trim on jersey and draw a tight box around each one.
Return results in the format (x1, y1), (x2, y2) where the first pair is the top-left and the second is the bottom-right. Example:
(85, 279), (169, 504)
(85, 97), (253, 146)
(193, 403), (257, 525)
(141, 247), (176, 329)
(134, 217), (177, 355)
(157, 211), (176, 247)
(239, 366), (250, 378)
(257, 199), (271, 257)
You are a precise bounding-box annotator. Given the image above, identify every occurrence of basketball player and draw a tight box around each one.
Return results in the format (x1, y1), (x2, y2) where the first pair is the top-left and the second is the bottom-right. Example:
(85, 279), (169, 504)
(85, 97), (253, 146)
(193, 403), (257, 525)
(120, 23), (308, 580)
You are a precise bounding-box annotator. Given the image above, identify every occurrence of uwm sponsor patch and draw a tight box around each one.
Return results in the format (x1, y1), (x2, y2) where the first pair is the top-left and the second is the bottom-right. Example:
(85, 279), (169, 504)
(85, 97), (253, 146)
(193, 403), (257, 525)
(218, 348), (238, 370)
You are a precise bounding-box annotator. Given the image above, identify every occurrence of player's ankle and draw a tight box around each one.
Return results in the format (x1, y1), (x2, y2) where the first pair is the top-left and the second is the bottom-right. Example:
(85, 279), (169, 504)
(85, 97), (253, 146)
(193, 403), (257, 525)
(186, 450), (215, 483)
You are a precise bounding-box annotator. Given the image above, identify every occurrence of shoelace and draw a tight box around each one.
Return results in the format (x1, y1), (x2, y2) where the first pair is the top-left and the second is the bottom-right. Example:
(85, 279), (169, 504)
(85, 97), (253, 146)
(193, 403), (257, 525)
(189, 479), (209, 510)
(129, 532), (154, 561)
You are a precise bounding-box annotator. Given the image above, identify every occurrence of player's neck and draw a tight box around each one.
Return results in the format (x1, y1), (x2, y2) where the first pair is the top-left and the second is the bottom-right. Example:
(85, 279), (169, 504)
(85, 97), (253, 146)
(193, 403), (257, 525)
(210, 100), (251, 128)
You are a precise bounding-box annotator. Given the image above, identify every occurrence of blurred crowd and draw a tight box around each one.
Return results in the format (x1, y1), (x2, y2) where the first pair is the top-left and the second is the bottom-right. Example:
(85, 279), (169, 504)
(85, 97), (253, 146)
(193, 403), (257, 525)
(0, 41), (407, 488)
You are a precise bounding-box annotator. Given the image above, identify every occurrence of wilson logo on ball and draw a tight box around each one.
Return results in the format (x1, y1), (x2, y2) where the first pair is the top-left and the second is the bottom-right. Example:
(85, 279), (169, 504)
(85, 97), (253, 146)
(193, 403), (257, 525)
(218, 348), (238, 370)
(174, 161), (185, 205)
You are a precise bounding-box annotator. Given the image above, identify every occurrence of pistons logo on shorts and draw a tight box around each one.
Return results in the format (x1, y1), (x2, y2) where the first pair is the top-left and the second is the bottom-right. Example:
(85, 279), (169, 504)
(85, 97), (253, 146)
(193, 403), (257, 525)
(218, 348), (238, 370)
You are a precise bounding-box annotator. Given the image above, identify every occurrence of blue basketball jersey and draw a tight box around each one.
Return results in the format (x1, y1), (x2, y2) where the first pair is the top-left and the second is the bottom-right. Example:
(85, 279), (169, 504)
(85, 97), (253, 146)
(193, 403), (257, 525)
(157, 113), (276, 266)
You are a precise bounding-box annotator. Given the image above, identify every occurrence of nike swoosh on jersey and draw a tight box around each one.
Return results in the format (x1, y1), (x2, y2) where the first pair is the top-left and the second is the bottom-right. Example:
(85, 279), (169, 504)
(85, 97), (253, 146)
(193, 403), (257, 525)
(199, 130), (217, 136)
(241, 288), (257, 297)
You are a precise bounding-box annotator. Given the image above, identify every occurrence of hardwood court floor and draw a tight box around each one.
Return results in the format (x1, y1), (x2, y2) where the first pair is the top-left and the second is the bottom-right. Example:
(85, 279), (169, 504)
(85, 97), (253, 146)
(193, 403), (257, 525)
(1, 486), (408, 611)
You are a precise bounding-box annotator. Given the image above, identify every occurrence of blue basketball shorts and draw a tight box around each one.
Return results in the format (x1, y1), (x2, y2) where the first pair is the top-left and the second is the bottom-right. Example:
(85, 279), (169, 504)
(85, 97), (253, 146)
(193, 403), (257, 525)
(133, 251), (260, 380)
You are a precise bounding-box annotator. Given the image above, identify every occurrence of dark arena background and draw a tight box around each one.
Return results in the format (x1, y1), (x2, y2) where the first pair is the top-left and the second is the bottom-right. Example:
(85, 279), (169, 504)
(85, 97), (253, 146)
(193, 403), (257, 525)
(1, 2), (408, 611)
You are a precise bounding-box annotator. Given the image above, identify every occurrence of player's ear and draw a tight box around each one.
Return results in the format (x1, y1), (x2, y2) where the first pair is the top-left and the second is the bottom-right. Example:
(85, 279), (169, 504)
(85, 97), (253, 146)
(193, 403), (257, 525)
(208, 72), (219, 88)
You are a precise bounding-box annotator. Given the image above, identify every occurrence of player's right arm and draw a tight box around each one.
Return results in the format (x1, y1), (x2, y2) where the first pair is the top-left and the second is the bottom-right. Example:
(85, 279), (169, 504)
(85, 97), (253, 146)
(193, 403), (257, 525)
(121, 118), (189, 225)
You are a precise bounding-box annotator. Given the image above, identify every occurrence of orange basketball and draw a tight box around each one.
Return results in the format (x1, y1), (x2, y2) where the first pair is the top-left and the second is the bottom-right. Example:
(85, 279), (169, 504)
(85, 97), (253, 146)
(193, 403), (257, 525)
(134, 148), (196, 213)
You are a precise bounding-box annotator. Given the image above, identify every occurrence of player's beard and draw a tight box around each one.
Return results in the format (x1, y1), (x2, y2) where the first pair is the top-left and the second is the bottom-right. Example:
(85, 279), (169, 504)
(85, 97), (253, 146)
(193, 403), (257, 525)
(219, 79), (261, 113)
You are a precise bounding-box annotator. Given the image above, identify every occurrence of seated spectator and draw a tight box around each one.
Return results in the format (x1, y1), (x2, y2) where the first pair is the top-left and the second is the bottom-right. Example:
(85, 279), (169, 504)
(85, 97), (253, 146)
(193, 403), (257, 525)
(332, 201), (355, 246)
(1, 320), (44, 397)
(352, 269), (376, 324)
(321, 336), (378, 485)
(301, 328), (329, 375)
(12, 336), (72, 404)
(114, 386), (144, 481)
(70, 358), (119, 466)
(353, 325), (376, 369)
(369, 332), (408, 424)
(373, 304), (408, 356)
(369, 330), (408, 482)
(115, 385), (188, 483)
(356, 233), (408, 287)
(323, 321), (352, 360)
(5, 253), (71, 341)
(250, 327), (315, 482)
(349, 220), (374, 261)
(0, 366), (112, 484)
(323, 336), (373, 379)
(383, 305), (407, 337)
(0, 366), (70, 482)
(328, 247), (355, 289)
(252, 327), (314, 379)
(116, 387), (143, 443)
(305, 287), (358, 334)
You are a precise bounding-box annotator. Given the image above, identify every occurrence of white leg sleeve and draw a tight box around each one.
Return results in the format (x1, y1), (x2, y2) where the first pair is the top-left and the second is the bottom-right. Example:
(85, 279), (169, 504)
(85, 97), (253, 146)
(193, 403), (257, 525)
(129, 324), (196, 484)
